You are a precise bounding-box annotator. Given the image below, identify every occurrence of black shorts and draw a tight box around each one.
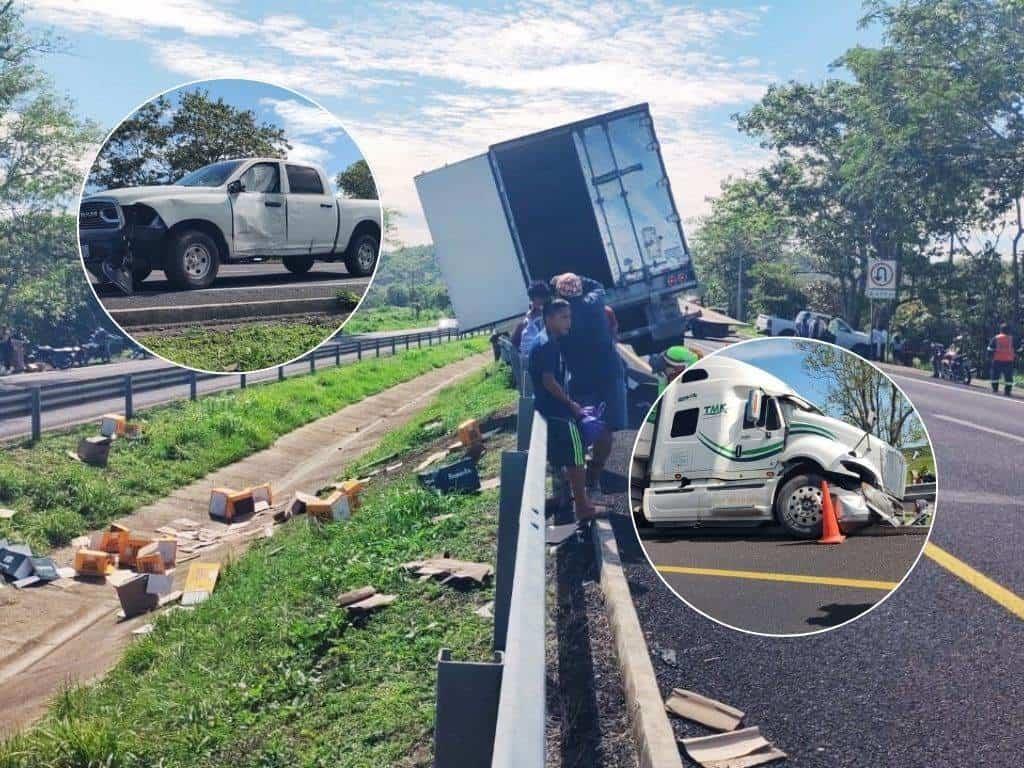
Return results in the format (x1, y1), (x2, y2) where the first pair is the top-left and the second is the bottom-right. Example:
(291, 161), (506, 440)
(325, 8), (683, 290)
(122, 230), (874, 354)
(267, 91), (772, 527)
(547, 417), (585, 468)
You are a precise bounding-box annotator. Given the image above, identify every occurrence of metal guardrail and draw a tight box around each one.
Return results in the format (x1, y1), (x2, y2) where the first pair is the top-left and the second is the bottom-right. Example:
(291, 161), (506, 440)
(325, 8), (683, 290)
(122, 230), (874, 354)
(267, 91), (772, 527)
(0, 326), (492, 441)
(904, 482), (937, 502)
(433, 401), (547, 768)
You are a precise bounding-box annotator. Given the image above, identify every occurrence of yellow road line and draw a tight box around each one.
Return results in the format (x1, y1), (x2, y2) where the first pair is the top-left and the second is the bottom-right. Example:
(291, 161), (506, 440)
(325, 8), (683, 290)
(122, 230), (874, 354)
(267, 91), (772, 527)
(924, 542), (1024, 620)
(654, 565), (898, 591)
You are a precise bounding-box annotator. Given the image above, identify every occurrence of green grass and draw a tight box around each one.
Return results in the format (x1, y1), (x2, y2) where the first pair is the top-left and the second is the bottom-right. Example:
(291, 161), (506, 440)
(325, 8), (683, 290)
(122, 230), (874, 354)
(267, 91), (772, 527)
(0, 338), (489, 552)
(343, 306), (449, 334)
(139, 322), (342, 372)
(0, 363), (517, 768)
(904, 443), (936, 483)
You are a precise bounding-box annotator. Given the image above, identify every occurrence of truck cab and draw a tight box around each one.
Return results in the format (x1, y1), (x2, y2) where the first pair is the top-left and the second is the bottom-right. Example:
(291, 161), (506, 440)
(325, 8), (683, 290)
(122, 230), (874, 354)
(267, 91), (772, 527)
(635, 356), (906, 538)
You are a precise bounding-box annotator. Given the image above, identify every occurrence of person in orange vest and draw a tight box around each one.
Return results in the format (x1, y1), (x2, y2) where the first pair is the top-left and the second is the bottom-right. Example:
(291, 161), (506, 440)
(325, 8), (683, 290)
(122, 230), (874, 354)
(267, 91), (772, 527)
(987, 323), (1020, 396)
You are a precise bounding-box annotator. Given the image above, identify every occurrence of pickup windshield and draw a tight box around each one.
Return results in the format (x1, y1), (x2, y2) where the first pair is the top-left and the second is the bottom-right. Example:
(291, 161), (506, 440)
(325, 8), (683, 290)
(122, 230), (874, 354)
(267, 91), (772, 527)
(176, 160), (244, 187)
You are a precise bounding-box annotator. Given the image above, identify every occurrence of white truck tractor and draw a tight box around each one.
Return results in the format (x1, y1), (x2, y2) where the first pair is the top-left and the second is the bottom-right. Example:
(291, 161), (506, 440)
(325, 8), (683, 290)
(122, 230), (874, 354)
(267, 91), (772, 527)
(79, 158), (381, 293)
(631, 356), (907, 539)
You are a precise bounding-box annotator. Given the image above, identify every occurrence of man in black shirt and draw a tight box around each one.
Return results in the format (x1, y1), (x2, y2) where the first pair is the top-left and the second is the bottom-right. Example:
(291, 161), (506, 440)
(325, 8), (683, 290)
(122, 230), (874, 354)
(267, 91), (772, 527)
(528, 299), (600, 521)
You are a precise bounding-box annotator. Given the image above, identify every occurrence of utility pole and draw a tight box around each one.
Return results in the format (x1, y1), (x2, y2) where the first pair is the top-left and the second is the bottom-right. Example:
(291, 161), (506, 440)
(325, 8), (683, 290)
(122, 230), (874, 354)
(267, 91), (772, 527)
(736, 251), (743, 323)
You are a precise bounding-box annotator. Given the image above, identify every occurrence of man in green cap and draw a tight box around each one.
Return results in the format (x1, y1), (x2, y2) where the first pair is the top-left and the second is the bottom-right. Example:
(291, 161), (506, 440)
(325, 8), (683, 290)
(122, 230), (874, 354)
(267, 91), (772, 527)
(661, 345), (700, 389)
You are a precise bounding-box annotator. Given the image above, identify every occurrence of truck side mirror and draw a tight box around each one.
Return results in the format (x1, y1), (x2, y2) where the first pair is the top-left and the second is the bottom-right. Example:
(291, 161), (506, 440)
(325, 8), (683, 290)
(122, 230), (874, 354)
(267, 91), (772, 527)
(227, 180), (243, 194)
(744, 389), (763, 427)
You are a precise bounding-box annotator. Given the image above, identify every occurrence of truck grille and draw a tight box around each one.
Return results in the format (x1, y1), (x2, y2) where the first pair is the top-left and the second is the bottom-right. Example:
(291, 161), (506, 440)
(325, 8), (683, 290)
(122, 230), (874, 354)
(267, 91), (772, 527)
(882, 447), (906, 499)
(79, 200), (121, 230)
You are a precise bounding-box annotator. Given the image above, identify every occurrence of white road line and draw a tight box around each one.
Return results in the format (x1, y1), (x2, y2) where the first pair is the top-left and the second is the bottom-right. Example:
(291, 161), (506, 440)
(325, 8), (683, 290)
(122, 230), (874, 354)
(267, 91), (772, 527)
(889, 372), (1024, 408)
(933, 414), (1024, 444)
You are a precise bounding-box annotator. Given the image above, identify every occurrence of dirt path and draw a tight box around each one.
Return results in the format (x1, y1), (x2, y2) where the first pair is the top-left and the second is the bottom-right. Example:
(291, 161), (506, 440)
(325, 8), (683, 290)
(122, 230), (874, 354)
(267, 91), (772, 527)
(0, 352), (490, 734)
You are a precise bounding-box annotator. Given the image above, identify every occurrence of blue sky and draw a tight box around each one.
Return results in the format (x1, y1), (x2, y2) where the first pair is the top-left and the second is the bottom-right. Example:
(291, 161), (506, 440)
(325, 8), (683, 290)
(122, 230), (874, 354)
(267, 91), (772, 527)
(30, 0), (881, 244)
(86, 78), (366, 194)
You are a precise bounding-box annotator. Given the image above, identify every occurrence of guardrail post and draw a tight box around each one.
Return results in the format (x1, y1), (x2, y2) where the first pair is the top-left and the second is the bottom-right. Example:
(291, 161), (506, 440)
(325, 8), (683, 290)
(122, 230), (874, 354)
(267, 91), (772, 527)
(406, 336), (410, 350)
(494, 450), (527, 652)
(310, 354), (316, 373)
(240, 373), (247, 389)
(392, 337), (397, 355)
(278, 366), (284, 382)
(418, 335), (423, 348)
(189, 371), (197, 400)
(357, 342), (362, 361)
(376, 340), (381, 358)
(516, 396), (534, 451)
(335, 345), (341, 366)
(30, 388), (41, 442)
(124, 375), (133, 419)
(434, 650), (503, 768)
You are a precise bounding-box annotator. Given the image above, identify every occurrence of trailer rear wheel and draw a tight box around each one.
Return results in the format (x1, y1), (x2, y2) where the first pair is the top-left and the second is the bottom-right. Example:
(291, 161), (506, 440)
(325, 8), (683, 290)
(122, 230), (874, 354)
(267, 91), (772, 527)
(774, 471), (826, 539)
(283, 255), (314, 275)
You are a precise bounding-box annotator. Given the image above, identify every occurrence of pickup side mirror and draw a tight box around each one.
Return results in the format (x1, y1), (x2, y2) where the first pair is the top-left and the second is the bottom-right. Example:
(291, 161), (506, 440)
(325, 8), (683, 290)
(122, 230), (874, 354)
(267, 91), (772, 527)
(227, 180), (243, 194)
(744, 389), (763, 427)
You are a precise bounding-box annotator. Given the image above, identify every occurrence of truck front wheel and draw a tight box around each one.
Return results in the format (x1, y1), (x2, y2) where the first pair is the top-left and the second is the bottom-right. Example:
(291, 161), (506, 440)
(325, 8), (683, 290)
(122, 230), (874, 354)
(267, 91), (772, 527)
(165, 230), (219, 290)
(774, 471), (826, 539)
(283, 255), (314, 275)
(344, 232), (379, 277)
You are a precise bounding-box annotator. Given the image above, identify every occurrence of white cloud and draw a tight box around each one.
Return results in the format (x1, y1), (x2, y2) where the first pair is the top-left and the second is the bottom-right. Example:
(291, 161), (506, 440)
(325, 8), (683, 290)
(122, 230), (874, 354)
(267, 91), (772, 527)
(27, 0), (258, 39)
(40, 0), (777, 244)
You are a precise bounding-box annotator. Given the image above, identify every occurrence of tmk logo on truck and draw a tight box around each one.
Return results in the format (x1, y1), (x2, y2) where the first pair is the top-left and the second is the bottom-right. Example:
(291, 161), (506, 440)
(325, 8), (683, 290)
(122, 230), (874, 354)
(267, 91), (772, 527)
(703, 403), (727, 416)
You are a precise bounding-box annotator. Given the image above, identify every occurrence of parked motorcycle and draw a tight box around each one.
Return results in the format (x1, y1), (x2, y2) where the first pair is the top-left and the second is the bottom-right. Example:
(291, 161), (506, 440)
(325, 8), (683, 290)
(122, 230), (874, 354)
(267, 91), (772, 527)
(930, 343), (973, 384)
(29, 344), (84, 369)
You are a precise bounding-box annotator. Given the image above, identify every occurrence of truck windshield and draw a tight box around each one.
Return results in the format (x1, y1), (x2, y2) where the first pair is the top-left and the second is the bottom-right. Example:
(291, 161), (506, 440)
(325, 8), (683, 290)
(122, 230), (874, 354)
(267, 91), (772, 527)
(782, 395), (823, 415)
(176, 160), (244, 187)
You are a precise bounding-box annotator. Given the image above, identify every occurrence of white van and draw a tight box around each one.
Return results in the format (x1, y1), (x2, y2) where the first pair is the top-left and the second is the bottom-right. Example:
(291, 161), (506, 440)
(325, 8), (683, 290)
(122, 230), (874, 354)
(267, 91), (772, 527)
(632, 356), (907, 538)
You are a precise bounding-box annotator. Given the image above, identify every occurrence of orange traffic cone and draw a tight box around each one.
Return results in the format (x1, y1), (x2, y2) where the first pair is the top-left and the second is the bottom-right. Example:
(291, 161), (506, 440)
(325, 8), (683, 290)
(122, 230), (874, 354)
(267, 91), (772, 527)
(817, 480), (846, 545)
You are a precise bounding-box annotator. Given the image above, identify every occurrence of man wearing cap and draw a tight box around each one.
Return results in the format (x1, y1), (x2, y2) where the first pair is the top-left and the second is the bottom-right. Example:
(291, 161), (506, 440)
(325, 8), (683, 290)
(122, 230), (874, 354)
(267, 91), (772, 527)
(660, 345), (701, 389)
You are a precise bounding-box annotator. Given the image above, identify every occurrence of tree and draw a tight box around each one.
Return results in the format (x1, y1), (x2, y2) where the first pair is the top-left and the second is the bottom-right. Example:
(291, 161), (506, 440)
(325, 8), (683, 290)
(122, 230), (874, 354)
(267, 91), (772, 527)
(0, 1), (98, 332)
(800, 341), (920, 447)
(335, 159), (378, 199)
(91, 89), (291, 189)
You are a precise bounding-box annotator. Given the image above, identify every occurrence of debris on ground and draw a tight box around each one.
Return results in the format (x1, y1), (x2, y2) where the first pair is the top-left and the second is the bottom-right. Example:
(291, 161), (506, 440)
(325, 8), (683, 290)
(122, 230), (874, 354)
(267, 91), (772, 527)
(414, 450), (450, 473)
(474, 601), (494, 618)
(182, 562), (220, 606)
(209, 487), (256, 522)
(403, 556), (493, 586)
(69, 435), (113, 467)
(132, 623), (155, 636)
(0, 508), (16, 519)
(74, 548), (116, 577)
(545, 523), (578, 546)
(479, 477), (501, 491)
(337, 585), (377, 607)
(680, 726), (787, 767)
(418, 457), (481, 494)
(347, 592), (396, 613)
(421, 419), (444, 435)
(665, 689), (744, 732)
(430, 513), (456, 524)
(653, 644), (678, 667)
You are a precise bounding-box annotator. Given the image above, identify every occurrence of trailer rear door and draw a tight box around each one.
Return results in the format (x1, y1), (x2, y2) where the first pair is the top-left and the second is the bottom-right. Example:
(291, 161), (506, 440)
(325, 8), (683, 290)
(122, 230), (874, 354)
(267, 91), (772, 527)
(415, 155), (528, 330)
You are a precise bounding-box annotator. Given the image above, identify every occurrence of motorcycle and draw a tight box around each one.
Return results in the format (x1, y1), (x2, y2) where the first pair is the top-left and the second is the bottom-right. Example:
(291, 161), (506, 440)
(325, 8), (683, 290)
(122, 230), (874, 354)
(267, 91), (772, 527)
(931, 343), (974, 385)
(29, 344), (84, 369)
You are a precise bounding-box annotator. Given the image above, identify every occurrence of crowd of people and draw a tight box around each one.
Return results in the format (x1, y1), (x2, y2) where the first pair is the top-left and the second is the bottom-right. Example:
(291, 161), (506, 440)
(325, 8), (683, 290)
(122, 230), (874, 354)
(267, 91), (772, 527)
(515, 273), (628, 522)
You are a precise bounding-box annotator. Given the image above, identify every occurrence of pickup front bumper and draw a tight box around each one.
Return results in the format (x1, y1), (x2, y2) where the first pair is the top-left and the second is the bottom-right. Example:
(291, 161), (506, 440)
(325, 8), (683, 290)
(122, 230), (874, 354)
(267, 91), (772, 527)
(79, 201), (166, 294)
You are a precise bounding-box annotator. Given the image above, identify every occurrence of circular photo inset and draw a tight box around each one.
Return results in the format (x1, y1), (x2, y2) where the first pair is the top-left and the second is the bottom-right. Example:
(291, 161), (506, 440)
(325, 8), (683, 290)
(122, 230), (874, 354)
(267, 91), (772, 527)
(77, 78), (382, 373)
(630, 337), (936, 636)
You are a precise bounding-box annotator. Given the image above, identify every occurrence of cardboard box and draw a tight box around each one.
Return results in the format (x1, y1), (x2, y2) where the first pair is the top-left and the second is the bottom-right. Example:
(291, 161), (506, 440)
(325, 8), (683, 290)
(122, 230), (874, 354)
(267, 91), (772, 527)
(336, 479), (363, 512)
(251, 483), (273, 511)
(29, 557), (60, 582)
(134, 543), (165, 574)
(0, 545), (34, 581)
(457, 419), (483, 447)
(118, 535), (154, 570)
(76, 435), (112, 467)
(114, 574), (158, 618)
(91, 523), (130, 555)
(307, 490), (350, 523)
(208, 487), (255, 522)
(99, 413), (127, 438)
(74, 548), (115, 577)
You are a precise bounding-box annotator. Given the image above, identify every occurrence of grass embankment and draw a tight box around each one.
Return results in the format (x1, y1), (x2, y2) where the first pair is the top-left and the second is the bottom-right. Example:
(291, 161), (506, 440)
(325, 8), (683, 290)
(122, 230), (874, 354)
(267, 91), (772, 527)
(0, 363), (517, 768)
(139, 321), (343, 372)
(342, 306), (448, 334)
(0, 338), (489, 551)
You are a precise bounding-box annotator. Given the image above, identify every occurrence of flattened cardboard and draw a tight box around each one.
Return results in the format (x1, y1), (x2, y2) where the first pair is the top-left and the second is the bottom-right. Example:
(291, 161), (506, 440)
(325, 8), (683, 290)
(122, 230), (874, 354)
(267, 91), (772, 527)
(0, 508), (16, 519)
(706, 747), (787, 768)
(404, 557), (493, 585)
(182, 562), (220, 606)
(665, 689), (744, 732)
(681, 727), (779, 768)
(337, 586), (376, 607)
(145, 573), (174, 596)
(12, 575), (41, 589)
(347, 593), (396, 613)
(29, 557), (60, 582)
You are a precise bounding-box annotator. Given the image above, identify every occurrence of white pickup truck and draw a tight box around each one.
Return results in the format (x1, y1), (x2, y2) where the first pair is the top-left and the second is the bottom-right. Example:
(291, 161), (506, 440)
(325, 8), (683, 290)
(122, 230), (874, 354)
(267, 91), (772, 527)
(755, 310), (872, 356)
(79, 158), (381, 292)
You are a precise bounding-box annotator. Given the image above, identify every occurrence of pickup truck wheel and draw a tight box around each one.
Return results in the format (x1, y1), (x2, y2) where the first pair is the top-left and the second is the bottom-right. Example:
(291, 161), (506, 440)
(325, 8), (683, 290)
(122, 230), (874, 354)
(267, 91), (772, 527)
(774, 472), (826, 539)
(283, 255), (314, 275)
(166, 230), (219, 289)
(344, 232), (379, 277)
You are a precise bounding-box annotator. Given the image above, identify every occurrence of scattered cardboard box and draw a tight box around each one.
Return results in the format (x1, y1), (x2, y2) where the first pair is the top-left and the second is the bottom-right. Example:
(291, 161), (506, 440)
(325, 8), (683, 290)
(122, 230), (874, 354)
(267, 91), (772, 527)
(680, 727), (786, 768)
(0, 544), (34, 581)
(337, 586), (377, 607)
(0, 508), (16, 519)
(182, 562), (220, 606)
(74, 548), (116, 577)
(307, 490), (351, 523)
(118, 535), (154, 570)
(665, 689), (744, 732)
(73, 435), (112, 467)
(12, 575), (41, 589)
(114, 574), (158, 618)
(418, 457), (481, 494)
(91, 523), (129, 555)
(457, 419), (482, 447)
(414, 450), (450, 473)
(135, 543), (166, 574)
(347, 593), (396, 613)
(251, 483), (273, 512)
(100, 413), (127, 438)
(209, 487), (255, 522)
(29, 557), (60, 583)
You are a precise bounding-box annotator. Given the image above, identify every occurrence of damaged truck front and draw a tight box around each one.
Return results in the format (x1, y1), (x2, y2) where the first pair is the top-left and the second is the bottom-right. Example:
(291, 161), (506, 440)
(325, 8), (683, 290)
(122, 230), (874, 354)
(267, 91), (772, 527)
(79, 159), (381, 293)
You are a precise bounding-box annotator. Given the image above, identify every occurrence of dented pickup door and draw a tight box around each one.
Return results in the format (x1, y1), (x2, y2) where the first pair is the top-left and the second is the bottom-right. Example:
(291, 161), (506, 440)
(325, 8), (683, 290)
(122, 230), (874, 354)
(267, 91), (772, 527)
(230, 160), (287, 257)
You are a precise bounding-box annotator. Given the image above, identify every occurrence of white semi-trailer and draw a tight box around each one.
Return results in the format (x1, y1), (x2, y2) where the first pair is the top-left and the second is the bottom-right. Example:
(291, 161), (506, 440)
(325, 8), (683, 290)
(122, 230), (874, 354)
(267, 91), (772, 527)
(415, 104), (698, 353)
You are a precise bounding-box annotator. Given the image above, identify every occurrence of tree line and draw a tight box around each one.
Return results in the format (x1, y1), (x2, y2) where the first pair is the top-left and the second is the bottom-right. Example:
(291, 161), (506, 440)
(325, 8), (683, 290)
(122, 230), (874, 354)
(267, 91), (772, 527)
(694, 0), (1023, 364)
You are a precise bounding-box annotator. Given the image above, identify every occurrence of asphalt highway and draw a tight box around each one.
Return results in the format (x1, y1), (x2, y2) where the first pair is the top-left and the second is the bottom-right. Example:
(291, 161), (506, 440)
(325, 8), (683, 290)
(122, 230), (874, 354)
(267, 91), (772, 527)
(610, 341), (1024, 766)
